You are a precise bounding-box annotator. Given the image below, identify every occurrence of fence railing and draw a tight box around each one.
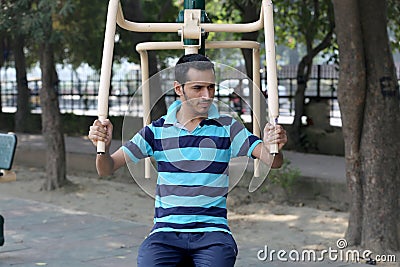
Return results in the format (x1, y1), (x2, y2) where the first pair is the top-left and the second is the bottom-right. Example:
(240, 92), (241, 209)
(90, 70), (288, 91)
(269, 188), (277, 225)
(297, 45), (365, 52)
(1, 64), (397, 127)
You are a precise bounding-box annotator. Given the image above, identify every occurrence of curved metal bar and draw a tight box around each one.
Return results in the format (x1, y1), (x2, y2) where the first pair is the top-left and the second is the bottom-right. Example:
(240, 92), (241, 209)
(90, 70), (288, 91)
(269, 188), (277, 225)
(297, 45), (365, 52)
(116, 1), (263, 33)
(136, 40), (260, 51)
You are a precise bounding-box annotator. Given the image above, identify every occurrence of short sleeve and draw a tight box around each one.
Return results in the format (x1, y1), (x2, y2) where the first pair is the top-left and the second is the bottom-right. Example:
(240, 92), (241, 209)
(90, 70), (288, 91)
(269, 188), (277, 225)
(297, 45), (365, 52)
(122, 125), (154, 163)
(230, 119), (262, 158)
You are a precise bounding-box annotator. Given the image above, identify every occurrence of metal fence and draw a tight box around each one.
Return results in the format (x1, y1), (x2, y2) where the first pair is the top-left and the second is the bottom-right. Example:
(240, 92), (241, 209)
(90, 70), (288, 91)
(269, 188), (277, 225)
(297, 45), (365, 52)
(2, 64), (395, 127)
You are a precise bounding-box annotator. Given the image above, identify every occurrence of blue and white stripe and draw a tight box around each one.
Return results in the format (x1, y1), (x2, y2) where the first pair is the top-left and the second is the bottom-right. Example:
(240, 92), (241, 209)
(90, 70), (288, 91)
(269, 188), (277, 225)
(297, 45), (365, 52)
(123, 100), (262, 234)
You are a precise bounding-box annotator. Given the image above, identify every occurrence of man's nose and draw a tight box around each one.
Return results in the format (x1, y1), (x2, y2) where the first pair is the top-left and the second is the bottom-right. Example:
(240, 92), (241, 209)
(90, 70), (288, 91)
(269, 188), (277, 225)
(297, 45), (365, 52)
(200, 87), (210, 98)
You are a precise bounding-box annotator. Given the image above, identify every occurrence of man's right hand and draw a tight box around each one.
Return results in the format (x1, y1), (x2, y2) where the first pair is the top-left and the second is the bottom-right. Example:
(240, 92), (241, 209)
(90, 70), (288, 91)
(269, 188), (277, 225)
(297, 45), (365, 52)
(88, 119), (113, 151)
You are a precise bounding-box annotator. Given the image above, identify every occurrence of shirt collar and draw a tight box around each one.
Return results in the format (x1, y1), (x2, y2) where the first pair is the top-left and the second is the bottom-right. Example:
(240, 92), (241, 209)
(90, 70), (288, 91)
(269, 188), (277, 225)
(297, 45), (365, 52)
(164, 100), (220, 125)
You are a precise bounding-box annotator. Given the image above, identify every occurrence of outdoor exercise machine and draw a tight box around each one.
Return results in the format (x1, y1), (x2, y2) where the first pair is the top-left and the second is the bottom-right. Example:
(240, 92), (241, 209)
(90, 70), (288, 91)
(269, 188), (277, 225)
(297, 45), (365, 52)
(0, 133), (18, 246)
(0, 133), (17, 184)
(96, 0), (280, 182)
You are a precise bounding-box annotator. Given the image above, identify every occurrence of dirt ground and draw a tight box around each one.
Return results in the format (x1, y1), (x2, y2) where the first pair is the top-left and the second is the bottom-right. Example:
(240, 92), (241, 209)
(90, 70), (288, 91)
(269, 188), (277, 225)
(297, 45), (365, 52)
(0, 165), (398, 266)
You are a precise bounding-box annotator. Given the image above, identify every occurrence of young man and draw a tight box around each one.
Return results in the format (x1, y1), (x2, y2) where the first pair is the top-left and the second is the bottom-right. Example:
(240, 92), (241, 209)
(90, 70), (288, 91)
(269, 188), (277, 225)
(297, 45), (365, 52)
(88, 54), (287, 266)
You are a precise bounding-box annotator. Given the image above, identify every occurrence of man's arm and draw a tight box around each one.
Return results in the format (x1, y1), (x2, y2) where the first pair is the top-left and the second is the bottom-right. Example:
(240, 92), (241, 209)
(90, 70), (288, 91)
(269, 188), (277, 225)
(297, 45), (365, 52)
(96, 148), (126, 177)
(251, 143), (284, 168)
(251, 123), (287, 168)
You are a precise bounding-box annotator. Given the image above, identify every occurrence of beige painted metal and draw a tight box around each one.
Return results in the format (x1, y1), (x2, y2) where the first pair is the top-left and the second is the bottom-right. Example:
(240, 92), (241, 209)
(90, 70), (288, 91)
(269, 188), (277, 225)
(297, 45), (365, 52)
(263, 0), (279, 154)
(136, 41), (260, 51)
(116, 1), (264, 34)
(137, 41), (262, 178)
(182, 9), (202, 54)
(96, 0), (119, 154)
(138, 50), (152, 179)
(252, 48), (261, 178)
(98, 0), (280, 178)
(184, 47), (199, 54)
(183, 9), (202, 40)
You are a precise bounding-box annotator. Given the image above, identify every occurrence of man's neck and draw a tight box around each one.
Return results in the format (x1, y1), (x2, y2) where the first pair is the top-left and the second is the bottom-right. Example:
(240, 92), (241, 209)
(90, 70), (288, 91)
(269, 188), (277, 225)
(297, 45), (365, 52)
(176, 106), (207, 132)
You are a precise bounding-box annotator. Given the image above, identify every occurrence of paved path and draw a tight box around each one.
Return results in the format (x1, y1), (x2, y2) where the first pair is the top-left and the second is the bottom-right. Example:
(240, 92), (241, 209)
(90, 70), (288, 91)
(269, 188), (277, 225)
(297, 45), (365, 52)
(0, 197), (372, 267)
(0, 134), (366, 266)
(0, 197), (147, 267)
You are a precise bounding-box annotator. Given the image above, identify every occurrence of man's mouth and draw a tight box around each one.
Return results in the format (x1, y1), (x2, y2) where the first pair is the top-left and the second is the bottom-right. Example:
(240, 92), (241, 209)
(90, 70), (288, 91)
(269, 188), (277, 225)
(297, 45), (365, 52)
(199, 101), (211, 106)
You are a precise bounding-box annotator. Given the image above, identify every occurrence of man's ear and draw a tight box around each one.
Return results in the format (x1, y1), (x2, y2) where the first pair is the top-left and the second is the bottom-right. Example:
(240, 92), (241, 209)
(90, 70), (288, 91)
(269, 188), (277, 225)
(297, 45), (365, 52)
(174, 81), (183, 96)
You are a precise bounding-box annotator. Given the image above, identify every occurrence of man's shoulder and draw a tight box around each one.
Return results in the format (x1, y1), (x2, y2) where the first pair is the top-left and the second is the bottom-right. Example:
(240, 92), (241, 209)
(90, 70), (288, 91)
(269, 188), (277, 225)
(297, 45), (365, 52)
(150, 116), (166, 128)
(203, 115), (236, 127)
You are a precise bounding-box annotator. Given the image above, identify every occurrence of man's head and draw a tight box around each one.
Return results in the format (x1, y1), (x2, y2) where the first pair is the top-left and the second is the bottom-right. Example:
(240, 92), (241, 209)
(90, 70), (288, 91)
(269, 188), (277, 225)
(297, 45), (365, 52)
(174, 54), (216, 117)
(175, 54), (215, 85)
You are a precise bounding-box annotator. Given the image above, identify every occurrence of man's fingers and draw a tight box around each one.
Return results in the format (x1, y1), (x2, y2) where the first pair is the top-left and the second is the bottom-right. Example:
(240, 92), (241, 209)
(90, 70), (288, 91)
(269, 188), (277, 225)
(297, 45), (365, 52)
(265, 124), (285, 135)
(88, 119), (113, 148)
(264, 124), (287, 150)
(89, 124), (109, 143)
(90, 124), (107, 133)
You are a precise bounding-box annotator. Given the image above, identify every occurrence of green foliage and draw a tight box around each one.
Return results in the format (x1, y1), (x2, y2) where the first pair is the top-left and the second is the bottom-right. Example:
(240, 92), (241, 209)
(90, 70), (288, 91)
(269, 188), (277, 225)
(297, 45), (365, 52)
(62, 0), (107, 69)
(204, 0), (262, 67)
(219, 0), (260, 21)
(265, 159), (301, 193)
(388, 0), (400, 52)
(0, 1), (30, 34)
(1, 0), (399, 69)
(273, 0), (336, 65)
(0, 0), (79, 67)
(23, 0), (74, 43)
(114, 0), (181, 66)
(274, 0), (333, 46)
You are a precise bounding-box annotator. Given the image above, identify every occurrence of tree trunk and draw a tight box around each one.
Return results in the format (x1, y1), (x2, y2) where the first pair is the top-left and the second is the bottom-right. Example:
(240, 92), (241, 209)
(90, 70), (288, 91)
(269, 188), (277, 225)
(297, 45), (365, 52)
(290, 1), (335, 150)
(0, 36), (8, 114)
(13, 35), (31, 133)
(333, 0), (400, 253)
(292, 55), (313, 150)
(234, 0), (260, 62)
(332, 0), (366, 246)
(39, 40), (68, 190)
(359, 0), (400, 252)
(237, 2), (267, 126)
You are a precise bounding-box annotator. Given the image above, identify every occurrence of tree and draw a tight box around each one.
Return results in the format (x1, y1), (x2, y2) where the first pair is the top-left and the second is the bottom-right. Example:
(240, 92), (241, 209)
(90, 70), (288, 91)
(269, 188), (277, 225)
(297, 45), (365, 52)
(221, 0), (335, 144)
(387, 0), (400, 53)
(12, 35), (30, 132)
(333, 0), (400, 252)
(0, 1), (31, 132)
(28, 0), (75, 190)
(62, 0), (107, 69)
(274, 0), (335, 150)
(115, 0), (181, 120)
(215, 0), (266, 126)
(0, 35), (9, 114)
(222, 0), (261, 79)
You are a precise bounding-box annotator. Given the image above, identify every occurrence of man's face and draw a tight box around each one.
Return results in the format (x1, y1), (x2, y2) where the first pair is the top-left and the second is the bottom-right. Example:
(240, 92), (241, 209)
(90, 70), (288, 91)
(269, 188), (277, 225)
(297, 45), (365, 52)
(176, 67), (216, 116)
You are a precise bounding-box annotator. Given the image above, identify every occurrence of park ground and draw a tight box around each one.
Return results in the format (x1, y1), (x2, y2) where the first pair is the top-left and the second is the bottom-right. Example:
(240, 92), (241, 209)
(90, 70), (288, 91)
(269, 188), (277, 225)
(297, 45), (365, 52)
(0, 163), (399, 266)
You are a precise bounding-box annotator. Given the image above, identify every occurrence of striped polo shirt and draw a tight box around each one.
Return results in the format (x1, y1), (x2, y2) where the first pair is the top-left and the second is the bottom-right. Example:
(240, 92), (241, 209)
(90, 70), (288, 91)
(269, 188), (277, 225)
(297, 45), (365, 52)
(122, 100), (262, 234)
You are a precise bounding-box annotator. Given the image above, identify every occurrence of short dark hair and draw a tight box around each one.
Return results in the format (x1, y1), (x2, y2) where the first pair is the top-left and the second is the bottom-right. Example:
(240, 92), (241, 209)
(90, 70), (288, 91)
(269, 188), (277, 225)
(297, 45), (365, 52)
(175, 54), (215, 84)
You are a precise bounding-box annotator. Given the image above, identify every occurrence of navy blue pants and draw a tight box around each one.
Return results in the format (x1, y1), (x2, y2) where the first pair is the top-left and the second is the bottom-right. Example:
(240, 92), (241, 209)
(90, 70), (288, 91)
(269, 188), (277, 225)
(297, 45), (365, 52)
(137, 231), (238, 267)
